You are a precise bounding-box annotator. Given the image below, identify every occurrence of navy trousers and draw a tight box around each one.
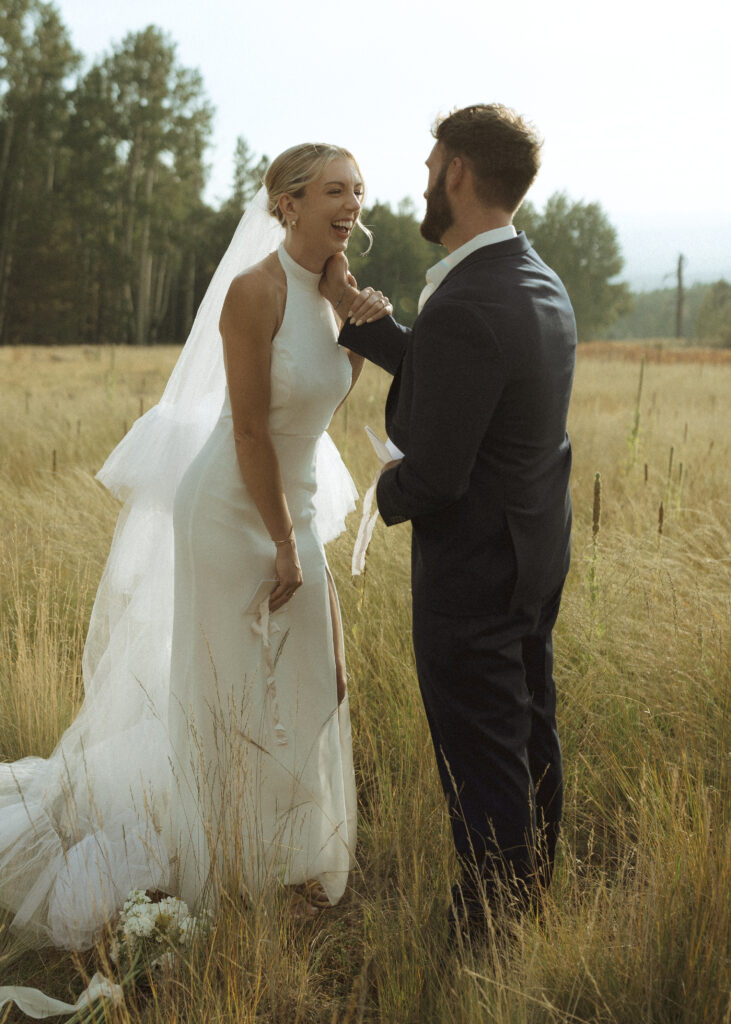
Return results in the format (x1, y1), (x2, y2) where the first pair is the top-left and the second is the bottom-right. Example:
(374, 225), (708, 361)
(411, 585), (564, 912)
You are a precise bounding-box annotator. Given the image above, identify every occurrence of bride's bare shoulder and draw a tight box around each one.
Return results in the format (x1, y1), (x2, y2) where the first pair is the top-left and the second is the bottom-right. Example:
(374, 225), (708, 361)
(221, 252), (286, 333)
(228, 252), (285, 303)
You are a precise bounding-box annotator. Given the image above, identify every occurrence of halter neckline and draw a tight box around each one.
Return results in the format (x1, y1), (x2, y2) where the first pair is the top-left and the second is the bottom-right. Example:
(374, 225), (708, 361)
(278, 243), (322, 288)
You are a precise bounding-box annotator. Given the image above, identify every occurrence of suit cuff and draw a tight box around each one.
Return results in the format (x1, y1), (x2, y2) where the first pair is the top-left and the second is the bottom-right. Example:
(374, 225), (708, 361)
(376, 466), (410, 526)
(339, 317), (407, 375)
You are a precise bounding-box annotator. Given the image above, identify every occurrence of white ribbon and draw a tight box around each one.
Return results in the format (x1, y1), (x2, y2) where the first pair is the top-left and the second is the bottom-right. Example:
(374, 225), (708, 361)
(251, 599), (288, 746)
(0, 972), (124, 1019)
(351, 471), (380, 576)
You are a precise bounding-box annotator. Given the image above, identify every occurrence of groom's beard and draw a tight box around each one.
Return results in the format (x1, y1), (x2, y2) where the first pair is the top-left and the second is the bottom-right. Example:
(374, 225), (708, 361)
(420, 168), (453, 245)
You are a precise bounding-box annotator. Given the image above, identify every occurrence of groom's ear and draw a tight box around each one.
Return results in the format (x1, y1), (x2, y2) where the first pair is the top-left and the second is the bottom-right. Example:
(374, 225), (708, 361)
(445, 156), (464, 192)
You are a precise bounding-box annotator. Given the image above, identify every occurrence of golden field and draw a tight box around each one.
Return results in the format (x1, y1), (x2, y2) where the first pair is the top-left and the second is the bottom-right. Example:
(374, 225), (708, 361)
(0, 342), (729, 1024)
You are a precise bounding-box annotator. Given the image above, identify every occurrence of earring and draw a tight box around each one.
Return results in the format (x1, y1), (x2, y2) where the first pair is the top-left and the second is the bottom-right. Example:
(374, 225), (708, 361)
(289, 219), (297, 230)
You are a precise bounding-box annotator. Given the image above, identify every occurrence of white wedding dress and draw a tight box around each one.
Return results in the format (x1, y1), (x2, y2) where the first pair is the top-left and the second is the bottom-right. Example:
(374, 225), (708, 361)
(168, 243), (356, 908)
(0, 232), (357, 954)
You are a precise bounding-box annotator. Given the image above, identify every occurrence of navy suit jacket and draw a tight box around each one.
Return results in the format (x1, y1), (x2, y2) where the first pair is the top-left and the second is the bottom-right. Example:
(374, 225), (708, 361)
(340, 232), (577, 617)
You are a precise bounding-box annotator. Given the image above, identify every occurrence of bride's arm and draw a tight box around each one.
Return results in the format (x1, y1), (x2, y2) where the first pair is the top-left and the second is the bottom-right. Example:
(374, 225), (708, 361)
(220, 266), (302, 611)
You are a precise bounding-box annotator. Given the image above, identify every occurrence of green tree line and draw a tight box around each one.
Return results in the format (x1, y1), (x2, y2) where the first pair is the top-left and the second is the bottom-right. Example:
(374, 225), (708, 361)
(597, 280), (731, 345)
(3, 2), (728, 346)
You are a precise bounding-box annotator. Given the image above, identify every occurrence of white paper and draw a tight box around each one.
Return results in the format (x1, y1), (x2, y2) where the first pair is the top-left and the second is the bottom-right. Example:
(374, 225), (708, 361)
(385, 437), (404, 460)
(365, 425), (404, 464)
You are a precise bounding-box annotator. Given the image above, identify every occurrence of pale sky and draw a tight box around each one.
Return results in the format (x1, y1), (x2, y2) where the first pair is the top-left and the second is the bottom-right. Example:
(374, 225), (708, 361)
(50, 0), (731, 289)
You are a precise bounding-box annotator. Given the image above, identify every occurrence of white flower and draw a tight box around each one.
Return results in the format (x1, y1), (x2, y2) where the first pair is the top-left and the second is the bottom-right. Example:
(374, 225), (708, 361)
(124, 913), (156, 939)
(178, 916), (195, 945)
(157, 896), (189, 918)
(123, 890), (150, 912)
(151, 951), (177, 973)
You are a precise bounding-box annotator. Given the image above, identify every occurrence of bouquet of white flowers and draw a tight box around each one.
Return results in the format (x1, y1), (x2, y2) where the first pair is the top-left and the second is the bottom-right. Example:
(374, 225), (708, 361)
(109, 889), (210, 974)
(55, 890), (212, 1024)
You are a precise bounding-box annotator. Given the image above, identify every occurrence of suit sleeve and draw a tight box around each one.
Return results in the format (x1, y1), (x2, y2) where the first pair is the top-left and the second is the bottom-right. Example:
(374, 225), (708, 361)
(338, 316), (410, 376)
(377, 299), (507, 525)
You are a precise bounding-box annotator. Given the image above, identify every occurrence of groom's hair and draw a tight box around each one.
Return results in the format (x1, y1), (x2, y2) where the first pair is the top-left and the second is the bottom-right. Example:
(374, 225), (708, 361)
(433, 104), (542, 214)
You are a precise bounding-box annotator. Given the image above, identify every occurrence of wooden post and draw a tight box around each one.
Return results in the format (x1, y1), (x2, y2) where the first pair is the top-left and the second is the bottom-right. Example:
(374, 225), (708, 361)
(675, 254), (685, 339)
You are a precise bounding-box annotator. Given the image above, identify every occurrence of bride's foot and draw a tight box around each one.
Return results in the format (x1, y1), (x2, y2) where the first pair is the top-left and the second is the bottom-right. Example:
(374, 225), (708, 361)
(288, 880), (331, 919)
(288, 891), (321, 921)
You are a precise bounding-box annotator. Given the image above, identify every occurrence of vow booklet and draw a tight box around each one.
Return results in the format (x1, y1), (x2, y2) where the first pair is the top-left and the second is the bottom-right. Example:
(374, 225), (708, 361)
(365, 425), (404, 464)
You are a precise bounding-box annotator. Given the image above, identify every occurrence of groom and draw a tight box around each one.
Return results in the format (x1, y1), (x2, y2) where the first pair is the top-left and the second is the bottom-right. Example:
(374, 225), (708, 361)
(323, 104), (577, 932)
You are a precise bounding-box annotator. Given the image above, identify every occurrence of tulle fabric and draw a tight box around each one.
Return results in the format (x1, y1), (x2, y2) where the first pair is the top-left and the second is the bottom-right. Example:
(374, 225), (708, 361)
(0, 189), (357, 950)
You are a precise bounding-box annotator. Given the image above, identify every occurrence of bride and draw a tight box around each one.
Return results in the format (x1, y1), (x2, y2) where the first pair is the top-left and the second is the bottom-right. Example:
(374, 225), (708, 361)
(0, 143), (391, 951)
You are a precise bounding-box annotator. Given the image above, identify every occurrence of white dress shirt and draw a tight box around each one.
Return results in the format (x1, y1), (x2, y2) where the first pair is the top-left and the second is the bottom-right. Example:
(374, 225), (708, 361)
(418, 225), (518, 313)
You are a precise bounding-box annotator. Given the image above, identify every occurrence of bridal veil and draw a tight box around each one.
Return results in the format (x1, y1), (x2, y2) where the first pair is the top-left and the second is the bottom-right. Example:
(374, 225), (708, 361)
(0, 188), (357, 949)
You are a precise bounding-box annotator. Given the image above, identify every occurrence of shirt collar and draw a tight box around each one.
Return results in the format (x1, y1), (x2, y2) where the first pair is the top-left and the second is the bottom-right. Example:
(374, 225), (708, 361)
(425, 225), (518, 289)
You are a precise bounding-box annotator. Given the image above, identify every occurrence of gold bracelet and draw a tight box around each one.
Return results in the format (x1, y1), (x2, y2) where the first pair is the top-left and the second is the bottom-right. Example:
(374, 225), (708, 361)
(333, 288), (348, 311)
(274, 524), (294, 546)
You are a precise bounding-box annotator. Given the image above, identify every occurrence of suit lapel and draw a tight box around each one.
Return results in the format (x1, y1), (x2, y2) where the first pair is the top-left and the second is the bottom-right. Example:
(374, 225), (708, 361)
(417, 233), (532, 322)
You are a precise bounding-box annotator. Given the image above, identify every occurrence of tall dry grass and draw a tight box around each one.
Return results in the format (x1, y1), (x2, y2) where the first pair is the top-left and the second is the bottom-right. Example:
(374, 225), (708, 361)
(0, 343), (729, 1023)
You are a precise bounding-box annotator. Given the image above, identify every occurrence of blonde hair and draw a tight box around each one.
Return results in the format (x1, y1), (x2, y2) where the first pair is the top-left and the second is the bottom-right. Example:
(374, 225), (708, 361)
(264, 143), (372, 250)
